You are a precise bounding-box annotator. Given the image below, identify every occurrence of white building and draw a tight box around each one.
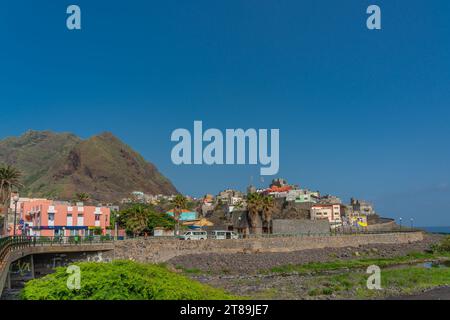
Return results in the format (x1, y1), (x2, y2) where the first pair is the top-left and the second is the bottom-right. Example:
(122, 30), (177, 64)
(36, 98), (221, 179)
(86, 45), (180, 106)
(310, 204), (342, 227)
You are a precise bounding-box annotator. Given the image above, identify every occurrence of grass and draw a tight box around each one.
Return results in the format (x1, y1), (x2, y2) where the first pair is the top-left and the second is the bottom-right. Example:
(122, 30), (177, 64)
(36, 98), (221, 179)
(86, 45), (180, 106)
(249, 250), (450, 299)
(266, 252), (450, 275)
(310, 266), (450, 299)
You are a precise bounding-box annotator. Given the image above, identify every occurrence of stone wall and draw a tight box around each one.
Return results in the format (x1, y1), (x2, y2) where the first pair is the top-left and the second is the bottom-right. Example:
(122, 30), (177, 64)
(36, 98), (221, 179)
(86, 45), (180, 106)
(113, 232), (424, 264)
(367, 219), (397, 232)
(272, 219), (330, 234)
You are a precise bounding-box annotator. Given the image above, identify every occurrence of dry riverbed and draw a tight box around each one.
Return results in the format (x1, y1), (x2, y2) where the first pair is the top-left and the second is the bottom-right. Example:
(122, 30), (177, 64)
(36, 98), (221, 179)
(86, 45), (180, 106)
(169, 234), (450, 300)
(168, 234), (441, 274)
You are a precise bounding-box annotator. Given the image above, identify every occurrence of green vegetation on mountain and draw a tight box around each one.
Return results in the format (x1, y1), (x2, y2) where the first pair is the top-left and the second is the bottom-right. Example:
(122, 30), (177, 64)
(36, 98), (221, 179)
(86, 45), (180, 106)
(0, 130), (177, 202)
(21, 260), (236, 300)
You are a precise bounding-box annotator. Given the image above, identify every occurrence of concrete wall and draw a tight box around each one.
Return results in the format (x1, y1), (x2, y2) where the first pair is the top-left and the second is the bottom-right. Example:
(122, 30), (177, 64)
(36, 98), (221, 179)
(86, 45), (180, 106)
(113, 232), (424, 264)
(272, 219), (330, 234)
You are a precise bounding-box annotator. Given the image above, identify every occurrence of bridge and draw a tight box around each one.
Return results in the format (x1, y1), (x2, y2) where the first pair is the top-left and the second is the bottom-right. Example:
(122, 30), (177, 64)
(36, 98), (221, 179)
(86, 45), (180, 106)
(0, 236), (114, 298)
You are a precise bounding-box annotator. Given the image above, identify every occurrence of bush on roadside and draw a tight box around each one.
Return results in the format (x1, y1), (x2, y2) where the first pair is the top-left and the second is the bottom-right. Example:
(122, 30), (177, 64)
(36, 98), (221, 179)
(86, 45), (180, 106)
(21, 260), (236, 300)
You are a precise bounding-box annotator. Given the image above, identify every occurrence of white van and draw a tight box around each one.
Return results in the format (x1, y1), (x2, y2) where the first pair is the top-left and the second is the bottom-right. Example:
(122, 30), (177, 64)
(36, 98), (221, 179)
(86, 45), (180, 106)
(210, 230), (239, 240)
(179, 230), (208, 240)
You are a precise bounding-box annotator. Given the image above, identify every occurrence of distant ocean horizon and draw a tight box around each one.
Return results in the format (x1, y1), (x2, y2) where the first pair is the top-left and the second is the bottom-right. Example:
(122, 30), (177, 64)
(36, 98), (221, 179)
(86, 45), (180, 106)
(418, 226), (450, 234)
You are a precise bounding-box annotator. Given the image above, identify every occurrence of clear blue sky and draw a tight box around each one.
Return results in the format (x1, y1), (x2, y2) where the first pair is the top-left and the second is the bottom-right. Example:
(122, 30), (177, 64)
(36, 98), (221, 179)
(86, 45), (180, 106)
(1, 1), (449, 226)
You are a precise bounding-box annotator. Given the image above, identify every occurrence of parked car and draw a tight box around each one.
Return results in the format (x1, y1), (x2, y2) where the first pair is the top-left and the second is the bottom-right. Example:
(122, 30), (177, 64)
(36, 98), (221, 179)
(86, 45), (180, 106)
(209, 230), (239, 240)
(178, 230), (208, 240)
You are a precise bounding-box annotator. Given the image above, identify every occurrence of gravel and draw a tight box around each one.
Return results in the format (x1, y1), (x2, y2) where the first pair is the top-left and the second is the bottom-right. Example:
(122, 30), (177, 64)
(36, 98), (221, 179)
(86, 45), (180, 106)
(168, 234), (442, 274)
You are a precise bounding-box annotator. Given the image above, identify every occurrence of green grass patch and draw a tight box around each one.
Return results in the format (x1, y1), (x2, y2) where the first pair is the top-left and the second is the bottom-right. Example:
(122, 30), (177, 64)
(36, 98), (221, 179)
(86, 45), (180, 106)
(299, 265), (450, 299)
(267, 252), (450, 274)
(180, 267), (203, 275)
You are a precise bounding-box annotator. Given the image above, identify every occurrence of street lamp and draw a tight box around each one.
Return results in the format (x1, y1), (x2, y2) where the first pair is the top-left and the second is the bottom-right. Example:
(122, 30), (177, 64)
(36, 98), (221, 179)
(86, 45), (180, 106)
(12, 195), (19, 237)
(410, 218), (414, 229)
(115, 213), (120, 240)
(399, 217), (403, 230)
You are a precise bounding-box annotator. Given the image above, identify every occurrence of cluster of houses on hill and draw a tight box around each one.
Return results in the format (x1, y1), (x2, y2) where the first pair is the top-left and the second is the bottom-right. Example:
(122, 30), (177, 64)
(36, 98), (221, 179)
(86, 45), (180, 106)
(121, 191), (181, 205)
(199, 178), (377, 235)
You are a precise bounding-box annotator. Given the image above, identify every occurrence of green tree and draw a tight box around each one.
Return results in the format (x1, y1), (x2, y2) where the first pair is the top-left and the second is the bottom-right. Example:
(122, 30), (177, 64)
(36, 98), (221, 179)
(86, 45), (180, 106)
(147, 211), (176, 231)
(170, 195), (188, 235)
(119, 204), (151, 236)
(0, 165), (22, 236)
(261, 195), (275, 234)
(246, 192), (263, 234)
(117, 204), (176, 236)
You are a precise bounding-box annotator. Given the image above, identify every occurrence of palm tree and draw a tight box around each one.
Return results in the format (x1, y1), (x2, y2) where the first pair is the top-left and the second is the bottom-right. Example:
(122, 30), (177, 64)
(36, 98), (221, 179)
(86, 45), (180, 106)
(0, 165), (22, 236)
(246, 193), (263, 234)
(171, 195), (188, 235)
(261, 196), (275, 234)
(126, 205), (150, 237)
(74, 192), (90, 204)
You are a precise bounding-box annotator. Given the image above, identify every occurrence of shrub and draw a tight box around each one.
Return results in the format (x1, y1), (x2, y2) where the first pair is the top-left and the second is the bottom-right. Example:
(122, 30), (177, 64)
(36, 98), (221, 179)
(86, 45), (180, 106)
(21, 260), (236, 300)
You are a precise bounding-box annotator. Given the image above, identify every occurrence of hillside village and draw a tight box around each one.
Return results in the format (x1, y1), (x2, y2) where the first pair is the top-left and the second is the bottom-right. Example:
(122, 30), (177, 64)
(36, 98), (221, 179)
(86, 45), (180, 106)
(3, 177), (389, 238)
(105, 178), (384, 238)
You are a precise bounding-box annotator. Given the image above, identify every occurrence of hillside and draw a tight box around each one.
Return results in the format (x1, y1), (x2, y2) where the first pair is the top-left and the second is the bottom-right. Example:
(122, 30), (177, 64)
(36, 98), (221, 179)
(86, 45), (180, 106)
(0, 130), (178, 202)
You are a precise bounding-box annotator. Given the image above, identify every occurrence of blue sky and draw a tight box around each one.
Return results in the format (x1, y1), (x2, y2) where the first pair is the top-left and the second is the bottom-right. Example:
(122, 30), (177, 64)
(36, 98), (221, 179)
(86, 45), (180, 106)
(1, 1), (449, 225)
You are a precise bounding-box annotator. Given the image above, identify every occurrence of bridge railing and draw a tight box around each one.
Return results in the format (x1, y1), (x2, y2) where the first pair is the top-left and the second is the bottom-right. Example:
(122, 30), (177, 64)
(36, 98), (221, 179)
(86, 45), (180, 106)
(0, 236), (30, 264)
(0, 235), (114, 267)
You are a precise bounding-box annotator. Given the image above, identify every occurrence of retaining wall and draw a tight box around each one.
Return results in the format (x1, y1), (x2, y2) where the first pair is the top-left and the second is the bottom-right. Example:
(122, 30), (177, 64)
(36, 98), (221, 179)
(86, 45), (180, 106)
(113, 232), (424, 263)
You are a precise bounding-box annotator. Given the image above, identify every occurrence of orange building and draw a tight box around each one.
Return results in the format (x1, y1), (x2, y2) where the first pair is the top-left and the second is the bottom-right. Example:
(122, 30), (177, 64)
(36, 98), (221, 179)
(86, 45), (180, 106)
(17, 199), (111, 237)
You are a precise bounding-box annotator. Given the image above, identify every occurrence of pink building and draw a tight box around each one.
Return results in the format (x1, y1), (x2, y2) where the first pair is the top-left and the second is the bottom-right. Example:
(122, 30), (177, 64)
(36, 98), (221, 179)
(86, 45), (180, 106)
(17, 199), (111, 237)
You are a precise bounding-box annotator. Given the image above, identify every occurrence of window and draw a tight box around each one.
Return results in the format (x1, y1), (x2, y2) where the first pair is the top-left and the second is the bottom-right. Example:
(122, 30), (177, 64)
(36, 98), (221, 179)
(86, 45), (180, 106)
(67, 214), (73, 226)
(95, 214), (100, 221)
(77, 214), (84, 226)
(48, 213), (55, 227)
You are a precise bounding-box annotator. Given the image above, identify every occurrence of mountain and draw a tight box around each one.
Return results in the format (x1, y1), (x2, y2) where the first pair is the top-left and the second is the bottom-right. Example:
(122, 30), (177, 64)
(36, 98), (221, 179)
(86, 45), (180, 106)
(0, 130), (178, 202)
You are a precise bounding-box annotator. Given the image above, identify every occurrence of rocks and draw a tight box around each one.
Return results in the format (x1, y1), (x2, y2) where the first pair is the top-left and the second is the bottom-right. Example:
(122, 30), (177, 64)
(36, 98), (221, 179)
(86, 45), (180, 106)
(168, 234), (441, 274)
